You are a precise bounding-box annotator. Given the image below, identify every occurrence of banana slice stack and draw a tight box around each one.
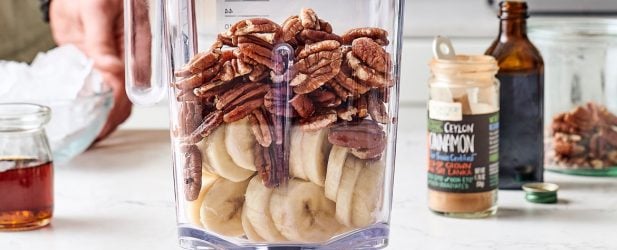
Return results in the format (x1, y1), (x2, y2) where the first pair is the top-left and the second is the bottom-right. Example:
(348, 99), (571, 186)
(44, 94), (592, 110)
(185, 118), (386, 243)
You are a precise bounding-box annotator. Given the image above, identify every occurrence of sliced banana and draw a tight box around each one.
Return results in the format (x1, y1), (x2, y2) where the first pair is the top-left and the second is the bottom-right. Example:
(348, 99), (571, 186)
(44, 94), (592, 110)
(200, 178), (250, 237)
(301, 129), (331, 186)
(325, 145), (349, 201)
(186, 173), (219, 227)
(204, 125), (254, 182)
(289, 126), (308, 180)
(335, 156), (363, 227)
(241, 203), (265, 242)
(270, 179), (342, 243)
(225, 117), (257, 171)
(244, 176), (287, 242)
(195, 142), (218, 176)
(351, 159), (386, 228)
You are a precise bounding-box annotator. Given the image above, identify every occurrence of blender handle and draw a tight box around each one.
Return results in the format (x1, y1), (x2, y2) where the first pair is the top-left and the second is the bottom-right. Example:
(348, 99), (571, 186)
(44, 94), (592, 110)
(124, 0), (168, 106)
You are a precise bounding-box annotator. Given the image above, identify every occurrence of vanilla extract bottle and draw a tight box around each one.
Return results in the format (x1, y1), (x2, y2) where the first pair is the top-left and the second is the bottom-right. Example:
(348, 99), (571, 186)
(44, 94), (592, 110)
(486, 0), (544, 189)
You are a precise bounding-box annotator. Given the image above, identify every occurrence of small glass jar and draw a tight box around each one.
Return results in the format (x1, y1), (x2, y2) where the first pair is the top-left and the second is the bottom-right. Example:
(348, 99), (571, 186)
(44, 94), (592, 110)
(0, 103), (54, 231)
(530, 19), (617, 176)
(427, 55), (500, 218)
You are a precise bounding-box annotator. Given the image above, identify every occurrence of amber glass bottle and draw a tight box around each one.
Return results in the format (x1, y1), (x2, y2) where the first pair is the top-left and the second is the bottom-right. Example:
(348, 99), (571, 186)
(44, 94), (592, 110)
(486, 1), (544, 190)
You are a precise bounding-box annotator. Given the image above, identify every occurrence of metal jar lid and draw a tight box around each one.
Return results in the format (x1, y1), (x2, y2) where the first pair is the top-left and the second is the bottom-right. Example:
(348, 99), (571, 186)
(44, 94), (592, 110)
(522, 183), (559, 204)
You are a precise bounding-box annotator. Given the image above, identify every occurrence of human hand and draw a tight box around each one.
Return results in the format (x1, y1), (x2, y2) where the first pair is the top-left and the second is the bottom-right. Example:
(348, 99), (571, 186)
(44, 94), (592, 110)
(49, 0), (132, 140)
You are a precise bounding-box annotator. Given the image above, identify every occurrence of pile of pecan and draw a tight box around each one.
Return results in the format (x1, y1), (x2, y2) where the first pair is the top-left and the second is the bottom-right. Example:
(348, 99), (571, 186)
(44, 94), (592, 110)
(550, 102), (617, 169)
(175, 8), (394, 192)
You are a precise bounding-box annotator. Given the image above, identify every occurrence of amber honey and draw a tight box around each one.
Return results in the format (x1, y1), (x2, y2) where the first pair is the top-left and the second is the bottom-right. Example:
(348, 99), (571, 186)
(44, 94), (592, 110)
(0, 159), (53, 231)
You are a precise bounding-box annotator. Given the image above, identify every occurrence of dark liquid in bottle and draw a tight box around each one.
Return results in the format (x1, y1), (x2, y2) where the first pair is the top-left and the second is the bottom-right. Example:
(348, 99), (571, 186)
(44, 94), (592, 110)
(0, 158), (53, 231)
(497, 73), (544, 189)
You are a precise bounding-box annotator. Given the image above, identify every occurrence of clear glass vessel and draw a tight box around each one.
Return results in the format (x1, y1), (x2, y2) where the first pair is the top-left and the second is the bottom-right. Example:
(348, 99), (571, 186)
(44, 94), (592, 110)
(124, 0), (405, 248)
(530, 19), (617, 176)
(0, 103), (54, 231)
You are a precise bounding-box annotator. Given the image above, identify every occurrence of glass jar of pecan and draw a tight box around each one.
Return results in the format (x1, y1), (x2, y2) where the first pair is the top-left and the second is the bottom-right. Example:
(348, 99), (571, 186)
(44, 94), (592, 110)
(427, 45), (500, 218)
(530, 19), (617, 176)
(124, 1), (404, 248)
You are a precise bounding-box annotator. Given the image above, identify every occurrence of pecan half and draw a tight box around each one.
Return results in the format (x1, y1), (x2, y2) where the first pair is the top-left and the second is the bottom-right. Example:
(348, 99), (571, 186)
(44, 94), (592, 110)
(182, 145), (202, 201)
(282, 16), (304, 43)
(296, 40), (341, 59)
(352, 38), (392, 74)
(249, 109), (273, 147)
(248, 64), (269, 82)
(553, 135), (585, 156)
(310, 88), (341, 108)
(341, 27), (389, 46)
(256, 142), (288, 188)
(605, 127), (617, 147)
(176, 89), (201, 102)
(175, 50), (221, 77)
(289, 94), (315, 118)
(599, 105), (617, 126)
(193, 78), (242, 99)
(354, 95), (369, 119)
(238, 43), (277, 71)
(291, 40), (343, 94)
(334, 62), (371, 96)
(318, 19), (333, 33)
(328, 119), (386, 150)
(230, 18), (281, 36)
(217, 33), (234, 47)
(174, 64), (221, 90)
(237, 33), (278, 48)
(368, 90), (389, 124)
(264, 86), (297, 118)
(178, 101), (205, 137)
(347, 51), (392, 88)
(223, 97), (264, 123)
(270, 142), (289, 187)
(299, 29), (342, 44)
(216, 82), (270, 110)
(254, 143), (274, 187)
(300, 110), (338, 131)
(326, 80), (352, 100)
(351, 144), (386, 160)
(337, 105), (359, 121)
(563, 104), (596, 132)
(189, 110), (224, 143)
(299, 8), (318, 29)
(220, 49), (237, 63)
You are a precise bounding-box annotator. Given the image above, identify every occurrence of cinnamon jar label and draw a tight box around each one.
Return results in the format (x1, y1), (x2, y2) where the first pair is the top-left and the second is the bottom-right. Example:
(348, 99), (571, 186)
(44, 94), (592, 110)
(428, 113), (499, 193)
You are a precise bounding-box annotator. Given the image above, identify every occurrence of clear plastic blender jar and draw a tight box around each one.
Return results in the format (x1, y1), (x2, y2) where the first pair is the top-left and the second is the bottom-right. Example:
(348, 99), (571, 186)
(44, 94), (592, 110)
(125, 0), (405, 248)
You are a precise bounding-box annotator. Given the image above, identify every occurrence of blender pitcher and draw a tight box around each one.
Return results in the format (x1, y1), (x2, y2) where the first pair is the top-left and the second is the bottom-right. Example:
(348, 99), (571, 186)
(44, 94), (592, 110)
(125, 0), (405, 248)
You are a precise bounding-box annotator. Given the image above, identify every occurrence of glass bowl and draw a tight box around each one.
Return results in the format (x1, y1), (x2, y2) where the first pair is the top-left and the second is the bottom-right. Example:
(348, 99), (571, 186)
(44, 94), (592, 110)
(42, 87), (113, 164)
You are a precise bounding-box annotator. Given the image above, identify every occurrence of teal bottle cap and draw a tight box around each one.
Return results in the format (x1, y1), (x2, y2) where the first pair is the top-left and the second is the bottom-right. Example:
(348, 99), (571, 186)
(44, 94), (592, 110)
(522, 183), (559, 204)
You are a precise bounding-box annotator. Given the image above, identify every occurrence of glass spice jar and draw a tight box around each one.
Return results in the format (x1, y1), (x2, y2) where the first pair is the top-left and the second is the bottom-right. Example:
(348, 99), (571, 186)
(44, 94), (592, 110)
(0, 103), (54, 231)
(427, 54), (500, 218)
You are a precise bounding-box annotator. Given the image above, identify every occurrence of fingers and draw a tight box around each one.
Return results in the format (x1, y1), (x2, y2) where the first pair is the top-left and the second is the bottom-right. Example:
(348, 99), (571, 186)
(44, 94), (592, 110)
(96, 72), (133, 141)
(81, 0), (124, 75)
(49, 0), (83, 45)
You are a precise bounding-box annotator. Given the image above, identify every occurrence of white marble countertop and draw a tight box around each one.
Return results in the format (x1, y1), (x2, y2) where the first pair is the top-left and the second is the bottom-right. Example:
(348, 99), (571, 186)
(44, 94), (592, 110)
(1, 108), (617, 250)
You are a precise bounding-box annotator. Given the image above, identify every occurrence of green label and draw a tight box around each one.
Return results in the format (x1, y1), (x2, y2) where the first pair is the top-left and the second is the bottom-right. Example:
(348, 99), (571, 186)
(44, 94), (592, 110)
(428, 112), (499, 193)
